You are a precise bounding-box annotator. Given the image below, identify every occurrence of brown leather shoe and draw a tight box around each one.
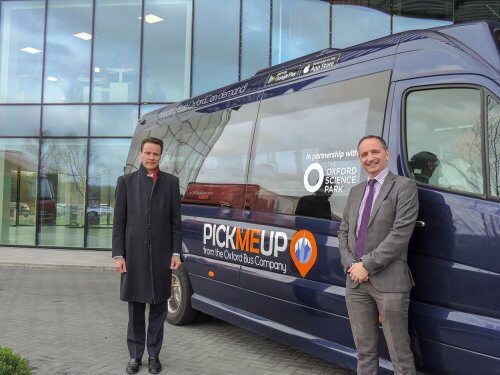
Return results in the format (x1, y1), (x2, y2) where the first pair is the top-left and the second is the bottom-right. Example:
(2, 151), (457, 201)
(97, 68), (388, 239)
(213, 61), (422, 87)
(126, 358), (142, 374)
(148, 357), (162, 374)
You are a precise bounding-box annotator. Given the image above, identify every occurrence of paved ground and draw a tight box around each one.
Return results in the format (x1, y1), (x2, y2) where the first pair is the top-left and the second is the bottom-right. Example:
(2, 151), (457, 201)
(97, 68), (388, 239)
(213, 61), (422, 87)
(0, 248), (354, 375)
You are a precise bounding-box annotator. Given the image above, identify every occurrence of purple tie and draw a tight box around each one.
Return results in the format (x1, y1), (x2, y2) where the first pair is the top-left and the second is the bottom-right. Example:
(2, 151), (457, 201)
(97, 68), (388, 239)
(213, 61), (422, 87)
(355, 179), (376, 258)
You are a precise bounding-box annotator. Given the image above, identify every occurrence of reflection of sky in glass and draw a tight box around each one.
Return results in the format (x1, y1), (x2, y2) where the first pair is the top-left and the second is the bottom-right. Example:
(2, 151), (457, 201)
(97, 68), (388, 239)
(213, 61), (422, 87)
(192, 0), (239, 96)
(43, 0), (92, 103)
(90, 105), (138, 136)
(0, 1), (45, 103)
(142, 0), (192, 102)
(140, 104), (165, 116)
(89, 139), (132, 183)
(407, 89), (481, 158)
(272, 0), (329, 64)
(42, 105), (88, 136)
(393, 16), (452, 34)
(241, 0), (270, 79)
(332, 5), (390, 48)
(196, 118), (254, 183)
(0, 106), (40, 136)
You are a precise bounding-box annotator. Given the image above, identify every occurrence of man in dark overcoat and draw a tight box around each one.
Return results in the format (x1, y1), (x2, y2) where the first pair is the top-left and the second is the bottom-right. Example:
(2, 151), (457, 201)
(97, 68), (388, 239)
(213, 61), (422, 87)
(112, 137), (182, 374)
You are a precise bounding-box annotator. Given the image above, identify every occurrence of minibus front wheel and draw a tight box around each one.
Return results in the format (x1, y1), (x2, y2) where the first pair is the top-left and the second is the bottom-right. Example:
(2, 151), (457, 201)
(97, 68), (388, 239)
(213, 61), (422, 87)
(167, 263), (198, 325)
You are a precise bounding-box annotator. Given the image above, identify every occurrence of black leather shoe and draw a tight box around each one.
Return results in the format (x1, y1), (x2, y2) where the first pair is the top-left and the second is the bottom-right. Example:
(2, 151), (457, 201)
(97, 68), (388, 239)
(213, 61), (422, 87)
(148, 357), (162, 374)
(126, 358), (142, 374)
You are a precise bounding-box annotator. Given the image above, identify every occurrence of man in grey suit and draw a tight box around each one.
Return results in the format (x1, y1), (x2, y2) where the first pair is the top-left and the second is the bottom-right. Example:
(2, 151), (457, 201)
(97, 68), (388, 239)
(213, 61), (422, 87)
(338, 135), (418, 375)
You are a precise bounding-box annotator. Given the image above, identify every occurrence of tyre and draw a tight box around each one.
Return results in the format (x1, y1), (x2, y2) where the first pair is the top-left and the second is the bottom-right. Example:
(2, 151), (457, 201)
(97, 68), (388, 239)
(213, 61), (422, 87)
(166, 263), (198, 325)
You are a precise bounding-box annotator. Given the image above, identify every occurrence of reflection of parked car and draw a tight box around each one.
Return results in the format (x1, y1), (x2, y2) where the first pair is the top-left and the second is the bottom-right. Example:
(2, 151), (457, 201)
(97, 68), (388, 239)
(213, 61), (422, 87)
(37, 176), (56, 225)
(10, 202), (31, 217)
(87, 204), (114, 215)
(87, 204), (114, 224)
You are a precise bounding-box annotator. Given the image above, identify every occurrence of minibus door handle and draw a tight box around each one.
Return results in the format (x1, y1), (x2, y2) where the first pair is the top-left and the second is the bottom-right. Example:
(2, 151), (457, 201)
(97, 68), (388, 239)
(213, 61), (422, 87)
(415, 220), (426, 228)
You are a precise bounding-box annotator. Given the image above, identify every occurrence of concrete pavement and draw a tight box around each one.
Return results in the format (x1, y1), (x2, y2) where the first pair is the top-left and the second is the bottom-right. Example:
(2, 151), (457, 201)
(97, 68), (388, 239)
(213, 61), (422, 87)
(0, 247), (354, 374)
(0, 246), (113, 271)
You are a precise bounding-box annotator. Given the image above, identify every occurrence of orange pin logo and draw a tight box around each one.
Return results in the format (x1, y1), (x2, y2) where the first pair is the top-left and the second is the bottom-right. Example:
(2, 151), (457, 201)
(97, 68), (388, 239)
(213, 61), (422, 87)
(290, 229), (317, 277)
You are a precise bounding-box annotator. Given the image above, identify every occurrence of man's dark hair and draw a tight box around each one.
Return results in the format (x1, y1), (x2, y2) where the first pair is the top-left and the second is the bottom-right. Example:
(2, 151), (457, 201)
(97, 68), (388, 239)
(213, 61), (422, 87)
(357, 135), (388, 150)
(141, 137), (163, 153)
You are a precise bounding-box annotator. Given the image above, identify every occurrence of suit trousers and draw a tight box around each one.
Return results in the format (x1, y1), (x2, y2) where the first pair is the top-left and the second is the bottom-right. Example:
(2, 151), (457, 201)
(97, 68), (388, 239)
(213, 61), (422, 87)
(345, 281), (415, 375)
(127, 301), (168, 359)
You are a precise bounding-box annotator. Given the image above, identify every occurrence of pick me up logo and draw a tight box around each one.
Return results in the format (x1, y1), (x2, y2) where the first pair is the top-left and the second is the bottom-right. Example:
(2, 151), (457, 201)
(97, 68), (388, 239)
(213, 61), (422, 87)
(290, 230), (317, 277)
(202, 223), (318, 277)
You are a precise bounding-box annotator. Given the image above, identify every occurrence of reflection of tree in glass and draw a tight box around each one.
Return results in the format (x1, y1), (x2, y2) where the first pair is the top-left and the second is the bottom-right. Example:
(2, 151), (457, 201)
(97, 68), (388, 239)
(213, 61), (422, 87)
(453, 120), (483, 193)
(488, 97), (499, 197)
(19, 139), (40, 170)
(429, 112), (484, 194)
(40, 142), (95, 200)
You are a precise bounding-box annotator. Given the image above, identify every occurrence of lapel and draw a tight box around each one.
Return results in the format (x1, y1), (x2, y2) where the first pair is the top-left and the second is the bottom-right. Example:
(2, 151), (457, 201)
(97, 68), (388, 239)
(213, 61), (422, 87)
(368, 171), (396, 227)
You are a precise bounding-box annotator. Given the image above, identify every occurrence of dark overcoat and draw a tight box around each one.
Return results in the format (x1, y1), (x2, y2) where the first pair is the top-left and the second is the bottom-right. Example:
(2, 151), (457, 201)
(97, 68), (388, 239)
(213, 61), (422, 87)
(112, 164), (182, 304)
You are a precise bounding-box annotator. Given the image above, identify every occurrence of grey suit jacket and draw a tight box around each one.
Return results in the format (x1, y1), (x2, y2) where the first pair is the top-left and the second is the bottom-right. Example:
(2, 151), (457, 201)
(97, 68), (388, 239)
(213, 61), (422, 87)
(338, 171), (418, 292)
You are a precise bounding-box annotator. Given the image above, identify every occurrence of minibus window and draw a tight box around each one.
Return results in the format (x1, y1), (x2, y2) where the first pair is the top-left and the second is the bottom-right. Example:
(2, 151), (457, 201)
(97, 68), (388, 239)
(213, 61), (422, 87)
(406, 88), (484, 194)
(487, 96), (500, 197)
(248, 71), (390, 220)
(147, 102), (258, 209)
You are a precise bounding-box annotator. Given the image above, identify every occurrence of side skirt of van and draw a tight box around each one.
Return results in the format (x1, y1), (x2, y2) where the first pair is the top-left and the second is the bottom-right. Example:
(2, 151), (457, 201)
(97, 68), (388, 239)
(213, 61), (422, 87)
(189, 281), (395, 374)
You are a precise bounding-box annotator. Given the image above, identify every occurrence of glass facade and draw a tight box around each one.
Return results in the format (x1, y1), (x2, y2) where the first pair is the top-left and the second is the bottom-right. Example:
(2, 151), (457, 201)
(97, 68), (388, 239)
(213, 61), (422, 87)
(38, 138), (87, 247)
(0, 0), (45, 103)
(92, 0), (142, 103)
(0, 105), (40, 136)
(272, 0), (329, 65)
(87, 138), (131, 248)
(43, 0), (92, 103)
(332, 3), (390, 48)
(142, 0), (192, 102)
(0, 0), (494, 248)
(0, 138), (38, 245)
(42, 105), (88, 136)
(241, 0), (270, 79)
(393, 0), (453, 33)
(192, 0), (240, 96)
(90, 105), (138, 136)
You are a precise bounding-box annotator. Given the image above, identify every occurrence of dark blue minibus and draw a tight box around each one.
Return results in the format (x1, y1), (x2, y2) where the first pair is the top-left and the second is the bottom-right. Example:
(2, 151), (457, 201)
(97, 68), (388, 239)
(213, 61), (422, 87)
(126, 21), (500, 374)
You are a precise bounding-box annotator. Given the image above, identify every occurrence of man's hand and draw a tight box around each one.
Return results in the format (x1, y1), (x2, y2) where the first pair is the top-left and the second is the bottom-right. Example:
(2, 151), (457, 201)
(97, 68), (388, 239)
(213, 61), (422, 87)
(114, 257), (127, 273)
(170, 255), (181, 270)
(348, 262), (369, 283)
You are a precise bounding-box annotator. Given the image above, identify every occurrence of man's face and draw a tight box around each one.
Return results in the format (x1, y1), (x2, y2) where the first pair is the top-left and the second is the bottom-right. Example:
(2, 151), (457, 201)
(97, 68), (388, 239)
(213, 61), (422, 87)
(140, 142), (161, 173)
(358, 138), (390, 178)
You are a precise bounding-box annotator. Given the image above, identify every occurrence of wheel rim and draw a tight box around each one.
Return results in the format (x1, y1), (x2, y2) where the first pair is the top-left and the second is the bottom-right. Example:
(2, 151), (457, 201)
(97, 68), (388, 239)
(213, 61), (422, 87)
(168, 274), (181, 315)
